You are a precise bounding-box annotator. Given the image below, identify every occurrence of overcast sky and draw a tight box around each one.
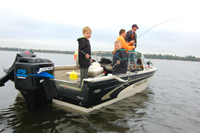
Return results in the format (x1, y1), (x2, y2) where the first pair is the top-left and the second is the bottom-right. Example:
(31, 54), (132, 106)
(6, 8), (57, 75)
(0, 0), (200, 57)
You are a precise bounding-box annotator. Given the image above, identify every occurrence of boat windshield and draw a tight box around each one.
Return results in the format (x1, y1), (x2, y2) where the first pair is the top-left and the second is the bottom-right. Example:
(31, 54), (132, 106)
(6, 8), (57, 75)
(141, 54), (149, 70)
(91, 50), (146, 72)
(91, 51), (113, 62)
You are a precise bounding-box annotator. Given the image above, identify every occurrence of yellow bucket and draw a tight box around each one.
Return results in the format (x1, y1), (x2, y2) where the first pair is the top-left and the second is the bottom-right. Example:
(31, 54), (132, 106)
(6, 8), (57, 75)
(70, 71), (78, 82)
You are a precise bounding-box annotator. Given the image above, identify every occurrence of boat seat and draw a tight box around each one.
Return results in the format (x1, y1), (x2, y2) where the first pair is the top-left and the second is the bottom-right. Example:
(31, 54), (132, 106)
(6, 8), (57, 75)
(100, 63), (112, 71)
(88, 66), (103, 77)
(88, 62), (103, 77)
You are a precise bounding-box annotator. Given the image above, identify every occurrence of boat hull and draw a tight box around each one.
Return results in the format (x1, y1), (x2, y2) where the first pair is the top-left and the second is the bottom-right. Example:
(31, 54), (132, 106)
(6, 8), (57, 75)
(53, 68), (156, 112)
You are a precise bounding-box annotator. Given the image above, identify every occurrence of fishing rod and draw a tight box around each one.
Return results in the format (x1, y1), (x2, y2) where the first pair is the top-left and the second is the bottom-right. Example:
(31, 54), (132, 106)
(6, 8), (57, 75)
(137, 18), (181, 39)
(112, 59), (121, 69)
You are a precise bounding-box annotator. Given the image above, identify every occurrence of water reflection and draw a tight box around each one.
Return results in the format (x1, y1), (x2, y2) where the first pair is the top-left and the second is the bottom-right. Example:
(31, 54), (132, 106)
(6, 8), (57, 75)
(0, 88), (154, 133)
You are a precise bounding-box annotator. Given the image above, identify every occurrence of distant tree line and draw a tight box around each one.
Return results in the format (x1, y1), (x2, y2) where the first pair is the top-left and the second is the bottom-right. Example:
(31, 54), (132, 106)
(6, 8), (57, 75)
(0, 47), (74, 54)
(0, 47), (200, 62)
(144, 54), (200, 62)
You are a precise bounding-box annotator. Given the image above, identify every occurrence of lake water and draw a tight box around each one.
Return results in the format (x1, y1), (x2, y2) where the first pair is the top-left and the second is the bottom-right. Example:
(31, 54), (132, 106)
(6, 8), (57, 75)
(0, 51), (200, 133)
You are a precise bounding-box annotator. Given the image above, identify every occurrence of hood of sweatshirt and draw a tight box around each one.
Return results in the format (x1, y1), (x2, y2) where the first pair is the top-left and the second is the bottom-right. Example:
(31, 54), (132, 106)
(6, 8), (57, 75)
(77, 37), (88, 42)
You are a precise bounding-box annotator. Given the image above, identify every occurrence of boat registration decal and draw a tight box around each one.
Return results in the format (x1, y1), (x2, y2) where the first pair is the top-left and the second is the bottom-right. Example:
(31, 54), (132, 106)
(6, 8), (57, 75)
(133, 79), (147, 88)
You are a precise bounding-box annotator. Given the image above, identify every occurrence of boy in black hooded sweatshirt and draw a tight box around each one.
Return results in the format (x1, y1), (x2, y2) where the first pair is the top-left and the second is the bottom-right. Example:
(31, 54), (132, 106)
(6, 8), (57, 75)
(77, 26), (92, 86)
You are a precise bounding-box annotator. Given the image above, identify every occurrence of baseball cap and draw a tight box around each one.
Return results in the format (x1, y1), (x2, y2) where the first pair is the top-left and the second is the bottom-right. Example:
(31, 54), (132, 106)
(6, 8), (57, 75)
(132, 24), (139, 29)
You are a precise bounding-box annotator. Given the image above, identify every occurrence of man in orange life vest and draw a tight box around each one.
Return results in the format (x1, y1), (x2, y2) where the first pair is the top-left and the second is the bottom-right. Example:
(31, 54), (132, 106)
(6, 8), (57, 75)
(116, 29), (135, 51)
(125, 24), (139, 67)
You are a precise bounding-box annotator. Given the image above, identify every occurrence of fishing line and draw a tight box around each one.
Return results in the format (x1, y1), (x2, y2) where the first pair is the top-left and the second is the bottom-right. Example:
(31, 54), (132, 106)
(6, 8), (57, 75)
(137, 18), (181, 39)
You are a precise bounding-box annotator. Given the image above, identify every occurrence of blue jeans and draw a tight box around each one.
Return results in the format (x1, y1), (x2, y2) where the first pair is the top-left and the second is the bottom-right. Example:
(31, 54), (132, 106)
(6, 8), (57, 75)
(129, 49), (135, 63)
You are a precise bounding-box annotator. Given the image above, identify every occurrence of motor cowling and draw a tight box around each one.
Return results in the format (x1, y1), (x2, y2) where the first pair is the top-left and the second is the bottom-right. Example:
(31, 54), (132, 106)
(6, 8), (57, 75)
(14, 57), (55, 109)
(15, 57), (54, 90)
(0, 50), (36, 87)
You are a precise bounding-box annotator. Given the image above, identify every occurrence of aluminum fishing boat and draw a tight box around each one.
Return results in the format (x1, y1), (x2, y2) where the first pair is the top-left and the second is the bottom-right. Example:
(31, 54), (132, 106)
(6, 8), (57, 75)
(0, 50), (156, 112)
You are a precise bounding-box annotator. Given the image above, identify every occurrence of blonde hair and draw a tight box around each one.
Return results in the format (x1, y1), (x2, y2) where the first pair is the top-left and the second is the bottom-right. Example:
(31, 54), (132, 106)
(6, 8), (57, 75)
(114, 40), (121, 45)
(83, 26), (92, 33)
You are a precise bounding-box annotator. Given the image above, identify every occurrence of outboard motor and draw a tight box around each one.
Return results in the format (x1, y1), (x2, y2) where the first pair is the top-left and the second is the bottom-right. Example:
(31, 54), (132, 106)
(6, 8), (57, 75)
(0, 50), (56, 109)
(0, 50), (36, 86)
(14, 57), (55, 109)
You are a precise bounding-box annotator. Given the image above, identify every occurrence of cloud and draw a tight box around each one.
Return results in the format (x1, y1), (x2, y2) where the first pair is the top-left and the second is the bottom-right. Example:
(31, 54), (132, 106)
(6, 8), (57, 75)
(0, 1), (200, 57)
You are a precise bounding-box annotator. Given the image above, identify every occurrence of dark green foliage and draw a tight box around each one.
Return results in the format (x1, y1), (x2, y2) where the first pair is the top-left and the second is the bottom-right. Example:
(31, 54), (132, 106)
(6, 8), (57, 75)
(0, 47), (74, 54)
(0, 47), (199, 62)
(144, 53), (200, 62)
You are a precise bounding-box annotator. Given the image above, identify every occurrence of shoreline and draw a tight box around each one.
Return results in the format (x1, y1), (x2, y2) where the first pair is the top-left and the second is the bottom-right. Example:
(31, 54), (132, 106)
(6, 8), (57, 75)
(0, 49), (199, 62)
